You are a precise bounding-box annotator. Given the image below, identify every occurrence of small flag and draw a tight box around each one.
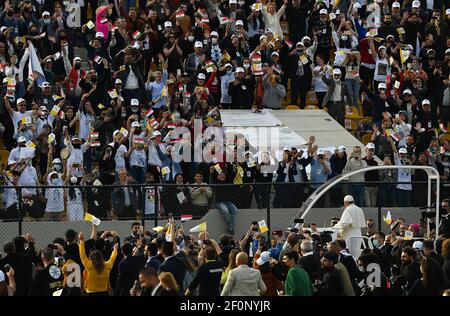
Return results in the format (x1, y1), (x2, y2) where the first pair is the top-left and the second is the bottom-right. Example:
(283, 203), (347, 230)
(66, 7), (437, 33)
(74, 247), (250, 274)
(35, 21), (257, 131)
(22, 116), (32, 125)
(146, 108), (154, 118)
(120, 127), (128, 137)
(220, 16), (230, 25)
(53, 52), (62, 60)
(397, 27), (405, 34)
(201, 17), (209, 23)
(394, 81), (400, 89)
(108, 89), (118, 99)
(404, 230), (413, 241)
(50, 105), (60, 117)
(132, 31), (142, 40)
(48, 133), (55, 143)
(176, 12), (185, 19)
(178, 83), (184, 92)
(100, 17), (108, 24)
(84, 212), (101, 226)
(213, 164), (222, 173)
(52, 95), (62, 102)
(222, 51), (231, 62)
(190, 222), (207, 233)
(383, 211), (393, 226)
(167, 123), (176, 129)
(369, 29), (378, 37)
(300, 54), (308, 65)
(181, 214), (193, 222)
(247, 160), (256, 168)
(153, 226), (165, 233)
(86, 20), (95, 29)
(134, 137), (145, 145)
(149, 118), (159, 129)
(165, 223), (172, 242)
(400, 49), (409, 64)
(119, 65), (126, 72)
(161, 85), (168, 97)
(161, 166), (170, 176)
(26, 140), (36, 148)
(94, 55), (103, 64)
(258, 220), (269, 233)
(98, 103), (105, 110)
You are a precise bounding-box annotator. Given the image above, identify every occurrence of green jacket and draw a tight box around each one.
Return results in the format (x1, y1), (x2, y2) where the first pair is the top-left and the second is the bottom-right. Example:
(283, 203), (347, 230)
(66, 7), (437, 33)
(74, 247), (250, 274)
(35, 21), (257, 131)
(285, 266), (314, 296)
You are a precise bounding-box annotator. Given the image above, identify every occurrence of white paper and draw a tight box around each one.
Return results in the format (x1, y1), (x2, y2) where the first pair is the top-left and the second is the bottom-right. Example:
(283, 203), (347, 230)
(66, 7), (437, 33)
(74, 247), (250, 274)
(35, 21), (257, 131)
(177, 191), (186, 203)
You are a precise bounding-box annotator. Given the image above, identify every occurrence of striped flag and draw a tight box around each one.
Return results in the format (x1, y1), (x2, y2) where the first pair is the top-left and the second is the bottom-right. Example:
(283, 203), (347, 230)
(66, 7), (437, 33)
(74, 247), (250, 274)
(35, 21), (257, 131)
(100, 17), (108, 24)
(220, 16), (230, 25)
(132, 31), (142, 40)
(84, 212), (101, 226)
(181, 214), (193, 222)
(176, 12), (185, 19)
(90, 132), (100, 146)
(190, 222), (207, 233)
(149, 118), (159, 129)
(146, 108), (154, 118)
(134, 137), (145, 145)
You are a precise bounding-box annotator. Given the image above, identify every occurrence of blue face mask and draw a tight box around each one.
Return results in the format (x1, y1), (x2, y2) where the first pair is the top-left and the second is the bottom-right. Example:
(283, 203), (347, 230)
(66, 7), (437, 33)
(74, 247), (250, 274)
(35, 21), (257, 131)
(372, 239), (380, 248)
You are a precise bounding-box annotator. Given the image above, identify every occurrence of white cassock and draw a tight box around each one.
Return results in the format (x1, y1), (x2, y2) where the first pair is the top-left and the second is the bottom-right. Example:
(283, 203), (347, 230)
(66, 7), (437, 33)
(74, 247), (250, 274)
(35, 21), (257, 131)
(334, 204), (366, 258)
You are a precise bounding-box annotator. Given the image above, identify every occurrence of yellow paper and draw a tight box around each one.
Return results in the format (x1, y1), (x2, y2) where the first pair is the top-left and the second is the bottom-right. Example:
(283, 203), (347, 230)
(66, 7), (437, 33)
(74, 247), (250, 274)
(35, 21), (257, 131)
(258, 220), (268, 233)
(86, 20), (95, 29)
(223, 51), (230, 62)
(120, 127), (128, 137)
(98, 103), (105, 109)
(26, 140), (36, 148)
(50, 105), (60, 117)
(300, 54), (308, 65)
(84, 212), (101, 226)
(213, 164), (222, 173)
(404, 230), (413, 241)
(161, 166), (170, 176)
(397, 27), (405, 34)
(22, 116), (31, 125)
(152, 226), (165, 233)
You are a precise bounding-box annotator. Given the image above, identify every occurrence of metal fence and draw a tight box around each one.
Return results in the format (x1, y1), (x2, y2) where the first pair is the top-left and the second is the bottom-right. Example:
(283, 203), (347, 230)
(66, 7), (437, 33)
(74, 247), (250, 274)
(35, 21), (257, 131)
(0, 180), (447, 245)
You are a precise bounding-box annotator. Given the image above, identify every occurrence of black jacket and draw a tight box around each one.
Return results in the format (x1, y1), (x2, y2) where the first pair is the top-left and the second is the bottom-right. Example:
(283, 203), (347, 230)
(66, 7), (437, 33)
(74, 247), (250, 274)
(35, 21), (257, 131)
(158, 254), (188, 291)
(318, 267), (344, 296)
(115, 255), (146, 296)
(228, 78), (253, 109)
(299, 254), (322, 283)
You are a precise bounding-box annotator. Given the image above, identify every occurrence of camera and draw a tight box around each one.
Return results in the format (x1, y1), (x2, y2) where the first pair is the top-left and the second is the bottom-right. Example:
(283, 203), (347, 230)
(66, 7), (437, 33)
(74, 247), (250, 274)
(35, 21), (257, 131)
(4, 264), (11, 273)
(294, 218), (304, 224)
(55, 257), (65, 266)
(202, 239), (212, 246)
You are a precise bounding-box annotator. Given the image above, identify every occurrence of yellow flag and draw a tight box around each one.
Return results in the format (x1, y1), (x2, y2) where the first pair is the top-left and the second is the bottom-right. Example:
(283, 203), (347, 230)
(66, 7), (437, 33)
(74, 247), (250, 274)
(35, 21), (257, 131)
(161, 85), (168, 97)
(258, 220), (268, 233)
(383, 211), (393, 226)
(153, 226), (165, 233)
(190, 222), (207, 233)
(404, 230), (413, 241)
(84, 212), (101, 226)
(400, 50), (409, 64)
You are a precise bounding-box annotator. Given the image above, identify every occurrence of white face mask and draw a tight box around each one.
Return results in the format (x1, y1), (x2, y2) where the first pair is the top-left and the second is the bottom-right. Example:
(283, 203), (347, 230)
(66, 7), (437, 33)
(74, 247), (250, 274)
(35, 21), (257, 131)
(243, 63), (250, 69)
(211, 38), (218, 45)
(341, 35), (348, 41)
(51, 178), (59, 185)
(188, 36), (195, 42)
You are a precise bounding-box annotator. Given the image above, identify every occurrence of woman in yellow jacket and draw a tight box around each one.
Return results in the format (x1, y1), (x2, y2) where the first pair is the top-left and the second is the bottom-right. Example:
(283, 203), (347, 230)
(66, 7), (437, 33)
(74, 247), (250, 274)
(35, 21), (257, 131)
(78, 232), (118, 296)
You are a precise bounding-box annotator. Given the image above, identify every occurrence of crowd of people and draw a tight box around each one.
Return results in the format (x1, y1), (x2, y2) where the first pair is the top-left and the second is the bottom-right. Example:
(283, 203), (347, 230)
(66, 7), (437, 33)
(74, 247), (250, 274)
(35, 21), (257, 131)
(0, 199), (450, 296)
(1, 0), (450, 221)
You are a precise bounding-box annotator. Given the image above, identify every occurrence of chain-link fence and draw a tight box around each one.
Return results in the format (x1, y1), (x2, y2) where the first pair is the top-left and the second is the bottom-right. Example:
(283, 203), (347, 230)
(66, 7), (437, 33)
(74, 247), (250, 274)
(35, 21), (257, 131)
(0, 181), (446, 249)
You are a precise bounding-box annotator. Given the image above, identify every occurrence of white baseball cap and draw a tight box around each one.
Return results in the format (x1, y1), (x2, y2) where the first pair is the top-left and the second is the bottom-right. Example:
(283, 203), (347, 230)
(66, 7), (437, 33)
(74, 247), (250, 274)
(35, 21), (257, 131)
(229, 0), (237, 4)
(338, 145), (346, 153)
(73, 57), (82, 62)
(399, 147), (408, 154)
(317, 148), (325, 155)
(164, 21), (172, 28)
(194, 41), (203, 48)
(131, 121), (140, 128)
(18, 136), (27, 143)
(283, 147), (291, 152)
(392, 2), (400, 8)
(115, 79), (122, 85)
(271, 51), (279, 57)
(16, 98), (26, 104)
(42, 81), (51, 87)
(319, 8), (328, 14)
(413, 241), (423, 250)
(42, 11), (50, 17)
(378, 82), (387, 90)
(95, 32), (104, 38)
(151, 130), (162, 138)
(344, 195), (354, 202)
(366, 143), (375, 150)
(113, 130), (120, 137)
(386, 34), (395, 40)
(403, 89), (412, 95)
(252, 3), (262, 11)
(445, 48), (450, 55)
(224, 63), (233, 69)
(353, 2), (362, 9)
(131, 98), (139, 106)
(8, 160), (17, 166)
(210, 31), (218, 37)
(256, 251), (270, 266)
(332, 68), (341, 75)
(422, 99), (430, 105)
(197, 73), (206, 80)
(446, 8), (450, 15)
(259, 35), (267, 41)
(52, 158), (61, 164)
(236, 20), (244, 26)
(412, 0), (420, 8)
(301, 36), (311, 42)
(235, 67), (244, 73)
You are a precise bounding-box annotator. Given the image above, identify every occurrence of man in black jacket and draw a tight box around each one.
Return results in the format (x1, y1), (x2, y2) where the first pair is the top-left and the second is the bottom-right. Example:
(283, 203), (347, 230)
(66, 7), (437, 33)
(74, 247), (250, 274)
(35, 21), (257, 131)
(115, 243), (146, 296)
(328, 240), (360, 295)
(112, 169), (142, 219)
(400, 246), (422, 293)
(158, 241), (187, 292)
(422, 240), (444, 267)
(30, 247), (63, 296)
(317, 251), (344, 296)
(299, 240), (321, 283)
(228, 67), (253, 109)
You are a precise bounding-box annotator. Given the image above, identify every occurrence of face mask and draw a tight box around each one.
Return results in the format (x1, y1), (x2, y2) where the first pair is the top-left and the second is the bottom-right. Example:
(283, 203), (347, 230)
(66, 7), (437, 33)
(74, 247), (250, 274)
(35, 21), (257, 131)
(243, 63), (250, 69)
(341, 35), (348, 41)
(54, 164), (62, 172)
(188, 36), (195, 42)
(372, 239), (380, 248)
(211, 38), (218, 45)
(51, 178), (59, 185)
(74, 63), (81, 70)
(227, 70), (233, 75)
(121, 111), (127, 118)
(43, 19), (50, 24)
(70, 176), (78, 184)
(334, 78), (340, 83)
